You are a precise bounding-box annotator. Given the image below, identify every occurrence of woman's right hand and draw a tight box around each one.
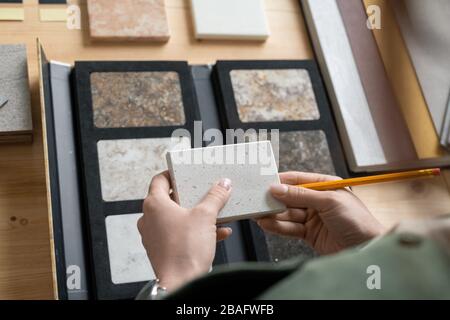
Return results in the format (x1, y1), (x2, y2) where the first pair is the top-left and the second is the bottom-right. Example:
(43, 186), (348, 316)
(256, 172), (386, 255)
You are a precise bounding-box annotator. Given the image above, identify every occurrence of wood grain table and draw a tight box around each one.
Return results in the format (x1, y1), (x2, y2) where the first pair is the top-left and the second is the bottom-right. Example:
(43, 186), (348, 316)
(0, 0), (449, 299)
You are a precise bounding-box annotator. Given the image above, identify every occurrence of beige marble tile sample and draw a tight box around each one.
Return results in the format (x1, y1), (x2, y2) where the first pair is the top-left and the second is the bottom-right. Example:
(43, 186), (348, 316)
(91, 72), (185, 128)
(98, 137), (191, 202)
(230, 69), (320, 123)
(87, 0), (170, 41)
(105, 213), (155, 284)
(167, 141), (286, 223)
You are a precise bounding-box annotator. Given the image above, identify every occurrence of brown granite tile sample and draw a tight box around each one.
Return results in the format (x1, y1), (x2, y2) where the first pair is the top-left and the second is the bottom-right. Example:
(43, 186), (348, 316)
(87, 0), (170, 41)
(230, 69), (320, 123)
(91, 72), (185, 128)
(265, 130), (336, 262)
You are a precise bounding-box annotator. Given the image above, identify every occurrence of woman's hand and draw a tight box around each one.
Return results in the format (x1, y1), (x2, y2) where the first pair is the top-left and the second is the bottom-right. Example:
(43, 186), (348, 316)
(137, 171), (232, 292)
(256, 172), (386, 255)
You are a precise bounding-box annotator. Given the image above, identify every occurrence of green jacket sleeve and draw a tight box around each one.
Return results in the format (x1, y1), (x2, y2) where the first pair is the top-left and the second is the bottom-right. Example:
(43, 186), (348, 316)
(137, 232), (450, 300)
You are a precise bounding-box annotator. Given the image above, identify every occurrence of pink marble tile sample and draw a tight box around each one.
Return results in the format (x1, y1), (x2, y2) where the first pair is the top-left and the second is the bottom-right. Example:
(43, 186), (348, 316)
(87, 0), (170, 41)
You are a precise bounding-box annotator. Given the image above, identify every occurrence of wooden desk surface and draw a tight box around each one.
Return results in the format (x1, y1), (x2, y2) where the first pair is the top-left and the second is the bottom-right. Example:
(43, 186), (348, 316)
(0, 0), (449, 300)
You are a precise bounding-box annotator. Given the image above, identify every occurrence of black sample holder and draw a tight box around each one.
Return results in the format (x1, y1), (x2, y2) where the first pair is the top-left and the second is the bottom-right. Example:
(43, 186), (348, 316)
(212, 60), (349, 261)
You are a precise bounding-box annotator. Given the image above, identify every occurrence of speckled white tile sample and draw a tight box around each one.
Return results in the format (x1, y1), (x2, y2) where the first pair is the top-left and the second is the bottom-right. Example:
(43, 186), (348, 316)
(191, 0), (269, 40)
(167, 141), (285, 223)
(105, 213), (154, 284)
(98, 137), (191, 202)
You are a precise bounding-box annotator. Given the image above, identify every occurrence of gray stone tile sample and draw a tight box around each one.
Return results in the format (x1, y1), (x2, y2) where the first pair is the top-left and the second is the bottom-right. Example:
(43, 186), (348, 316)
(91, 72), (185, 128)
(0, 44), (28, 79)
(277, 130), (336, 174)
(265, 234), (318, 262)
(0, 44), (32, 138)
(191, 0), (269, 40)
(167, 141), (286, 224)
(265, 130), (336, 262)
(97, 137), (191, 202)
(0, 79), (32, 132)
(230, 69), (320, 123)
(105, 213), (155, 284)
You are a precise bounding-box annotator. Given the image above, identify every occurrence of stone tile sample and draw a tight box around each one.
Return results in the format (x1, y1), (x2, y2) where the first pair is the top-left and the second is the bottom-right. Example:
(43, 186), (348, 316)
(0, 44), (32, 141)
(265, 130), (336, 262)
(87, 0), (170, 41)
(167, 141), (286, 223)
(105, 213), (155, 284)
(0, 44), (28, 79)
(91, 72), (185, 128)
(97, 137), (191, 202)
(230, 69), (320, 123)
(191, 0), (269, 40)
(277, 130), (335, 174)
(265, 235), (318, 262)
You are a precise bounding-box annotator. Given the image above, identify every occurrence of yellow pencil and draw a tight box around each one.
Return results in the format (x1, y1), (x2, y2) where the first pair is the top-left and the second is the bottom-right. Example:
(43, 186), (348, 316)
(298, 168), (441, 191)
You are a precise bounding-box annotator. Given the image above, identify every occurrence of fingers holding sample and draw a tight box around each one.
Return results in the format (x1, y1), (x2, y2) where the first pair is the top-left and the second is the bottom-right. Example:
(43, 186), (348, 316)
(279, 171), (341, 185)
(272, 208), (307, 223)
(193, 178), (232, 220)
(256, 218), (306, 239)
(216, 227), (233, 242)
(270, 183), (337, 211)
(147, 170), (172, 198)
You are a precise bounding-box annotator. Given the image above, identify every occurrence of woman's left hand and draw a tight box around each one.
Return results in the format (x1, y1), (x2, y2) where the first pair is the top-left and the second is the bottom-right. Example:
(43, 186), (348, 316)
(138, 171), (233, 293)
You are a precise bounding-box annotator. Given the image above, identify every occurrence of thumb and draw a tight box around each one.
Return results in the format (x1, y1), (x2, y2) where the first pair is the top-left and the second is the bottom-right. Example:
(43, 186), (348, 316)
(270, 184), (334, 211)
(195, 178), (232, 217)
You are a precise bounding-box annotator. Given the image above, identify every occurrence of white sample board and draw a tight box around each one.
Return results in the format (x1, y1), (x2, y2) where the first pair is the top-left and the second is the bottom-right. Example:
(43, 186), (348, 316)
(167, 141), (286, 224)
(190, 0), (269, 40)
